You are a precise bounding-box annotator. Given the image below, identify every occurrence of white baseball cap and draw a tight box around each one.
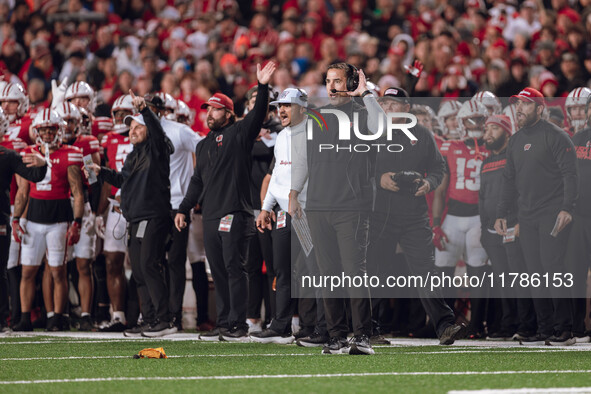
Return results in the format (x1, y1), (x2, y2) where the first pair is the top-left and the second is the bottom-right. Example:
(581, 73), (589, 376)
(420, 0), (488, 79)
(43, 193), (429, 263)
(124, 114), (145, 126)
(270, 88), (308, 107)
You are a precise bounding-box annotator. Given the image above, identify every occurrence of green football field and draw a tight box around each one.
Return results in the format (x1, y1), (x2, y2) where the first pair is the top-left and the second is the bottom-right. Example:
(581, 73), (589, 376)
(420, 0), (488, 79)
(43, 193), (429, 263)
(1, 332), (591, 393)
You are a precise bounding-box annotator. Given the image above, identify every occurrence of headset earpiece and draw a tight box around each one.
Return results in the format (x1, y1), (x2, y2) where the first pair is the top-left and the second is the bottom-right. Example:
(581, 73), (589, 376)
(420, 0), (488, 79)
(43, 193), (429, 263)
(346, 64), (359, 92)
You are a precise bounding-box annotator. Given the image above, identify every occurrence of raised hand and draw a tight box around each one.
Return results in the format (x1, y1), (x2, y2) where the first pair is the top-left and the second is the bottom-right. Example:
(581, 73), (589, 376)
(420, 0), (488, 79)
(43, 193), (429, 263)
(129, 89), (146, 111)
(257, 62), (277, 85)
(348, 68), (368, 97)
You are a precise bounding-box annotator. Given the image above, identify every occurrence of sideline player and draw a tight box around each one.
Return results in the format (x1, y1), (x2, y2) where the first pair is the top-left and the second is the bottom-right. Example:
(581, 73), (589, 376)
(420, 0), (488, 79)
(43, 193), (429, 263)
(13, 109), (84, 331)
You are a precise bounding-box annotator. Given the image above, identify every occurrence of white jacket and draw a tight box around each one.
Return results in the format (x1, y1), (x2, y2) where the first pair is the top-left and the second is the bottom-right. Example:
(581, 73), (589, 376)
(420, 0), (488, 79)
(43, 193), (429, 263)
(161, 118), (202, 210)
(262, 117), (308, 212)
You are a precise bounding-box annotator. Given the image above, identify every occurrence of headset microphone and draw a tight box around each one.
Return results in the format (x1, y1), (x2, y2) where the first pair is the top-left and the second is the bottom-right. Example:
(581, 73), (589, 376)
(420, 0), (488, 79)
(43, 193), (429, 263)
(330, 89), (350, 93)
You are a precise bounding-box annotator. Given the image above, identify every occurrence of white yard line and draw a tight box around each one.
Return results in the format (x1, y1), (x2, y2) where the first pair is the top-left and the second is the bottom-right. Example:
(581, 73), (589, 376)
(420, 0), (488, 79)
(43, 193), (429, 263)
(1, 370), (591, 385)
(449, 388), (591, 393)
(2, 348), (591, 361)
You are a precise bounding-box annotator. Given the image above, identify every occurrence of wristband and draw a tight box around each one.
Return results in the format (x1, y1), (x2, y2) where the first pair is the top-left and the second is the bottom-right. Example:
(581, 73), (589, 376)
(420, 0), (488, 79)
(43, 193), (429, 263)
(361, 90), (372, 98)
(12, 217), (20, 221)
(74, 218), (82, 225)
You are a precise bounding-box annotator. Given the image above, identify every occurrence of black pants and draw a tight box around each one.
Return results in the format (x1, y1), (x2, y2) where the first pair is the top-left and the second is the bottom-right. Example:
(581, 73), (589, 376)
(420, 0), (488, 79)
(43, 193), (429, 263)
(245, 227), (274, 321)
(482, 231), (536, 333)
(166, 210), (190, 324)
(128, 216), (172, 324)
(519, 213), (572, 334)
(565, 215), (591, 336)
(294, 232), (326, 335)
(307, 211), (372, 338)
(367, 213), (455, 338)
(202, 212), (254, 330)
(0, 223), (9, 324)
(267, 209), (296, 334)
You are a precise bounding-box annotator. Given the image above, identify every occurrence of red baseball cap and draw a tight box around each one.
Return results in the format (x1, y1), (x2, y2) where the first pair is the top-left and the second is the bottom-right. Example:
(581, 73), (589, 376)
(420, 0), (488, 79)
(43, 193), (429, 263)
(485, 114), (513, 135)
(201, 93), (234, 112)
(509, 87), (545, 106)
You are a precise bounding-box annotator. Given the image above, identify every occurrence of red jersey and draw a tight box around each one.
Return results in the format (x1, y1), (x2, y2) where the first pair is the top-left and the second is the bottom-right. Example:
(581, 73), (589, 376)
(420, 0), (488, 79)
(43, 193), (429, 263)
(92, 116), (114, 139)
(101, 131), (132, 195)
(0, 136), (26, 205)
(22, 145), (83, 200)
(439, 139), (488, 205)
(72, 134), (100, 186)
(5, 115), (33, 145)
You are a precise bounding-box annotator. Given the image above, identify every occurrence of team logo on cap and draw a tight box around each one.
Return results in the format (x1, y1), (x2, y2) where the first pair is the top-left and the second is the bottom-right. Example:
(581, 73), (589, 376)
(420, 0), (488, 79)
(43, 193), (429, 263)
(519, 90), (530, 96)
(524, 143), (531, 151)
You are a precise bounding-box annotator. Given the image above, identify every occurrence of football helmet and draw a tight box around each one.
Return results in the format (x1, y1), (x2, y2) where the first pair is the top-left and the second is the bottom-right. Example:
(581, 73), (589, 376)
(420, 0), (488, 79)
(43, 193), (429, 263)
(32, 109), (65, 148)
(472, 91), (502, 115)
(457, 99), (488, 139)
(155, 92), (178, 121)
(65, 81), (97, 113)
(55, 102), (82, 141)
(437, 100), (462, 139)
(111, 94), (135, 133)
(565, 87), (591, 133)
(176, 99), (194, 127)
(0, 82), (29, 122)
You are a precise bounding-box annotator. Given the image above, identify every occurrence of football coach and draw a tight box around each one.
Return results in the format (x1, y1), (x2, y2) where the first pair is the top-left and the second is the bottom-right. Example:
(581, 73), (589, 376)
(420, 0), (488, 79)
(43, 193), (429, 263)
(174, 62), (276, 342)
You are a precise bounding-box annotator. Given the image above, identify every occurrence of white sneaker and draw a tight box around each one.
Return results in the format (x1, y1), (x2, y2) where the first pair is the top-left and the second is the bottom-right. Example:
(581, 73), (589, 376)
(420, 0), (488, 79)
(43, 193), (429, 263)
(246, 319), (262, 334)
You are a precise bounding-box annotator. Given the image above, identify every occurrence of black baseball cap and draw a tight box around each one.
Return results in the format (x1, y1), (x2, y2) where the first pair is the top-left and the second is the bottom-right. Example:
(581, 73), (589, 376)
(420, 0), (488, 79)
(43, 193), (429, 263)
(382, 87), (410, 104)
(144, 94), (165, 110)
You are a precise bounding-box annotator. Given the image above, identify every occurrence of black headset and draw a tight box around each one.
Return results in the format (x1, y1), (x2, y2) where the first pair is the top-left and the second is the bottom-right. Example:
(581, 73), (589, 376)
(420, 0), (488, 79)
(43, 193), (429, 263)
(346, 64), (360, 92)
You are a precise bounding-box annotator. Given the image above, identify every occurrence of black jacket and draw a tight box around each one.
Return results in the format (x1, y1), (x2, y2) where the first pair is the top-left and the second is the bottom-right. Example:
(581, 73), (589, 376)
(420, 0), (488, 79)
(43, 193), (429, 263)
(100, 107), (173, 223)
(571, 127), (591, 217)
(305, 99), (374, 212)
(479, 147), (518, 245)
(497, 119), (578, 220)
(374, 124), (445, 216)
(178, 82), (269, 220)
(0, 146), (47, 224)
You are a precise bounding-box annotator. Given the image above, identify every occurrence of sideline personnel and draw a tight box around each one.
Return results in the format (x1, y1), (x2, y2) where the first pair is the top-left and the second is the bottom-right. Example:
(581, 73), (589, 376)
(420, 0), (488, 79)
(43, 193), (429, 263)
(174, 62), (277, 342)
(86, 90), (176, 338)
(495, 87), (577, 346)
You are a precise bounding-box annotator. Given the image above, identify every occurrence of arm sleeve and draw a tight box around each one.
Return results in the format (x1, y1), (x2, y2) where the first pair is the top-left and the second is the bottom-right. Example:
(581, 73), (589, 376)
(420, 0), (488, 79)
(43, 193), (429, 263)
(551, 132), (578, 213)
(424, 131), (445, 191)
(239, 83), (270, 143)
(100, 165), (128, 189)
(291, 130), (308, 193)
(363, 95), (387, 134)
(141, 106), (173, 154)
(261, 182), (277, 212)
(177, 144), (204, 216)
(11, 151), (47, 183)
(497, 143), (517, 219)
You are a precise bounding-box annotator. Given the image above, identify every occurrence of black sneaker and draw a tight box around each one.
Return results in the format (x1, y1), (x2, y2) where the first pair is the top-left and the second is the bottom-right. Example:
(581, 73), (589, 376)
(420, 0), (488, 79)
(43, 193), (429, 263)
(78, 316), (94, 332)
(221, 326), (249, 342)
(199, 327), (223, 341)
(59, 315), (71, 331)
(322, 337), (350, 354)
(99, 318), (127, 332)
(141, 320), (178, 338)
(370, 334), (391, 345)
(46, 315), (60, 332)
(439, 323), (467, 345)
(520, 333), (551, 346)
(296, 331), (329, 347)
(13, 319), (33, 332)
(545, 331), (575, 346)
(350, 335), (375, 355)
(124, 322), (149, 337)
(486, 330), (515, 341)
(250, 329), (294, 344)
(0, 322), (12, 333)
(293, 327), (314, 340)
(512, 330), (535, 341)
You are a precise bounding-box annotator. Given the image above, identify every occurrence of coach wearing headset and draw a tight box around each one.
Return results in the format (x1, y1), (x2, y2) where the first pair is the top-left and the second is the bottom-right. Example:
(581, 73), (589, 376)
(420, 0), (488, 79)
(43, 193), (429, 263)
(289, 63), (386, 355)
